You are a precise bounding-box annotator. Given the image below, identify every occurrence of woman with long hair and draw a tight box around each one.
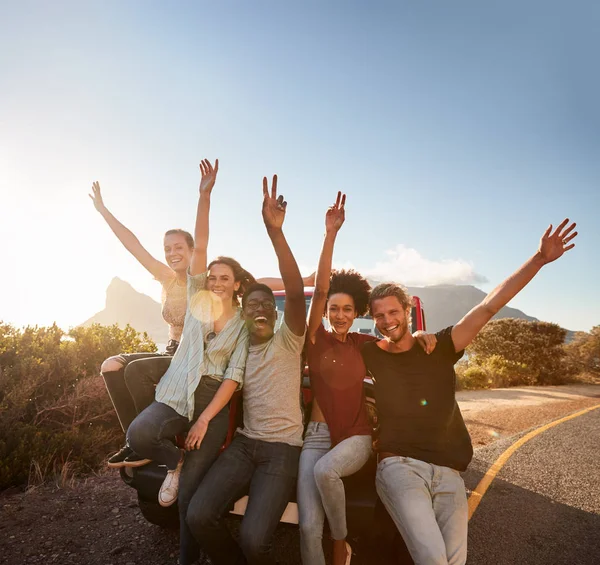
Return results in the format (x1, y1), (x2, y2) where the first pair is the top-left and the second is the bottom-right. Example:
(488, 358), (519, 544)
(124, 159), (257, 565)
(90, 182), (194, 468)
(298, 193), (435, 565)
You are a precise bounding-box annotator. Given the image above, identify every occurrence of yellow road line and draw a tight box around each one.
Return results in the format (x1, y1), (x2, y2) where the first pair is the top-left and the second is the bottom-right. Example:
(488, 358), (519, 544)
(467, 403), (600, 520)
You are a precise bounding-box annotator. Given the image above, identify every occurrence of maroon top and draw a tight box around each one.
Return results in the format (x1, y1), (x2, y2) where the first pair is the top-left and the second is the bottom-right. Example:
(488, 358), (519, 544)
(306, 323), (377, 445)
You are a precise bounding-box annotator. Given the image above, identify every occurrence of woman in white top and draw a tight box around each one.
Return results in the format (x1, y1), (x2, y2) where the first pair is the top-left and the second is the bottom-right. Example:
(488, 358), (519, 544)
(90, 182), (194, 468)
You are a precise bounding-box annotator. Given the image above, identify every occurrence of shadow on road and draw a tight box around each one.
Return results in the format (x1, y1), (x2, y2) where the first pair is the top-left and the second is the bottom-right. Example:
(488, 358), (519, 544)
(464, 460), (600, 565)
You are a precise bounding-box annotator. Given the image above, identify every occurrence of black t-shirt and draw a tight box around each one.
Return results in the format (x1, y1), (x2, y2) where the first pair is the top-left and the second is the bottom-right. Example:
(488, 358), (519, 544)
(361, 326), (473, 471)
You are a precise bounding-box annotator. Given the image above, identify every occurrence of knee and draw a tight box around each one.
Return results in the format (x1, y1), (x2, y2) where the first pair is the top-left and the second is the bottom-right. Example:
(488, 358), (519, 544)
(314, 458), (339, 487)
(238, 526), (268, 562)
(299, 519), (322, 543)
(185, 501), (214, 538)
(125, 417), (148, 451)
(101, 355), (125, 373)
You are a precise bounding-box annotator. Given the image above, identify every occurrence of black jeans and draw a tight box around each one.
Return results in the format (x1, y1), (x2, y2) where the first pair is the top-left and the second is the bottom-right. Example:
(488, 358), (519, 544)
(187, 434), (301, 565)
(126, 377), (230, 565)
(102, 353), (173, 432)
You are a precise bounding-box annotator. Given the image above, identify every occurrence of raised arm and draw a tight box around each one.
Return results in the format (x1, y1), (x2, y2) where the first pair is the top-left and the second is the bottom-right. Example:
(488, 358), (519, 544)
(452, 219), (578, 352)
(262, 175), (305, 336)
(190, 159), (219, 276)
(89, 181), (171, 280)
(256, 272), (315, 291)
(307, 192), (346, 343)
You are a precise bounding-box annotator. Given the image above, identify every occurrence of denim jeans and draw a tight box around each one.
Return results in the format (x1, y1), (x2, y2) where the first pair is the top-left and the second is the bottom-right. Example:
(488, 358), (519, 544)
(102, 352), (172, 432)
(186, 433), (301, 565)
(126, 377), (229, 565)
(297, 422), (372, 565)
(376, 455), (468, 565)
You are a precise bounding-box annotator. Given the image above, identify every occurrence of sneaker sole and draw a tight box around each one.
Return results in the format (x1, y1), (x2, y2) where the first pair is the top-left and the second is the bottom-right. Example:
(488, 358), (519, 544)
(158, 495), (178, 508)
(107, 460), (128, 469)
(121, 458), (152, 468)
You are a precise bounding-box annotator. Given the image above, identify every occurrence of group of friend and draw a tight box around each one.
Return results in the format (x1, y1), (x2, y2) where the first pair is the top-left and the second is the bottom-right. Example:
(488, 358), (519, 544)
(91, 159), (577, 565)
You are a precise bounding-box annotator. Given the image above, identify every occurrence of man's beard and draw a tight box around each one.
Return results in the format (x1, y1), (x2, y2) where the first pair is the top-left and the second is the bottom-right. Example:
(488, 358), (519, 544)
(388, 322), (409, 344)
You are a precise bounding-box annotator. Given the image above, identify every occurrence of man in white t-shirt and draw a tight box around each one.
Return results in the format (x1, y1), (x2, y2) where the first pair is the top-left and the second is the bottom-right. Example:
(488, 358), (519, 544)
(186, 175), (307, 565)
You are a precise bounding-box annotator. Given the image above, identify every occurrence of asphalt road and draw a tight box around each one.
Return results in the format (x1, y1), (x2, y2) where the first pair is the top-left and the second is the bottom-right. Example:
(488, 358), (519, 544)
(463, 407), (600, 565)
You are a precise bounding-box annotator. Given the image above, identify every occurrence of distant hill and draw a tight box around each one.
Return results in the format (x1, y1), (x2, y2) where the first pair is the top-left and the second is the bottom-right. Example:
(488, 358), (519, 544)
(405, 284), (536, 331)
(81, 278), (169, 345)
(81, 278), (572, 345)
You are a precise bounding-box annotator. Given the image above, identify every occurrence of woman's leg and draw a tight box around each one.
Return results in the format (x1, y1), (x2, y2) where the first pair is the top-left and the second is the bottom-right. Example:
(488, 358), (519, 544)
(298, 422), (331, 565)
(179, 378), (230, 565)
(101, 355), (136, 434)
(313, 434), (372, 563)
(126, 401), (188, 469)
(124, 356), (173, 415)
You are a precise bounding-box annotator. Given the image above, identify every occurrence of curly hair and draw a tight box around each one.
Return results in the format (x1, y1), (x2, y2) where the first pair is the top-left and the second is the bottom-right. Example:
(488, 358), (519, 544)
(207, 256), (256, 306)
(327, 269), (372, 317)
(369, 282), (412, 314)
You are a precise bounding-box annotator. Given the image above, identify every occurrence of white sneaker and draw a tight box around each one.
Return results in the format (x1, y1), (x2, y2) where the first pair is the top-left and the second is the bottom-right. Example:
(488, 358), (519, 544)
(158, 458), (183, 507)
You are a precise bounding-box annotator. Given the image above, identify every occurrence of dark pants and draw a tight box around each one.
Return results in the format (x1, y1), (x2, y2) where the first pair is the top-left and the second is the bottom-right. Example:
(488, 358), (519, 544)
(187, 434), (301, 565)
(126, 377), (229, 565)
(102, 353), (173, 432)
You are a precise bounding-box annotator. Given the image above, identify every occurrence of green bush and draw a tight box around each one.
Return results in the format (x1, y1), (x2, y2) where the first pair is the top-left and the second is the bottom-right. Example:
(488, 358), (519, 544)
(0, 322), (156, 489)
(456, 364), (490, 391)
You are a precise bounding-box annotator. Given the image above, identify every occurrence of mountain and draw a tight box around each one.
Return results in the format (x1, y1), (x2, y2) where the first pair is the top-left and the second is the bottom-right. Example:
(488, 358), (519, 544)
(405, 284), (537, 332)
(80, 278), (169, 345)
(81, 278), (556, 346)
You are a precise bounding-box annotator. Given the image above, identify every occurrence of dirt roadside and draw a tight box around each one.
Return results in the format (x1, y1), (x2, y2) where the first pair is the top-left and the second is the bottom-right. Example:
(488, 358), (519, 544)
(1, 385), (599, 565)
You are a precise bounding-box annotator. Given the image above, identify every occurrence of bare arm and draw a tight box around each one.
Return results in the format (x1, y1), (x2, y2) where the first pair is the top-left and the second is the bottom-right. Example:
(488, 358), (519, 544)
(452, 220), (578, 352)
(307, 192), (346, 343)
(185, 379), (237, 450)
(257, 272), (315, 291)
(262, 175), (306, 336)
(190, 159), (219, 276)
(89, 182), (171, 280)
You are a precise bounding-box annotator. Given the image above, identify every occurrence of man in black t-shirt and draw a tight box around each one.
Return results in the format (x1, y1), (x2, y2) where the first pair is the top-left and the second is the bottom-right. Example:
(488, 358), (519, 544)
(363, 219), (577, 565)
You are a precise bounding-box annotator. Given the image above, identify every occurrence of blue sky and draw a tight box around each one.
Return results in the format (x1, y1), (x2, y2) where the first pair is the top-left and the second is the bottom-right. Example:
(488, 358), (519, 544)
(1, 0), (598, 332)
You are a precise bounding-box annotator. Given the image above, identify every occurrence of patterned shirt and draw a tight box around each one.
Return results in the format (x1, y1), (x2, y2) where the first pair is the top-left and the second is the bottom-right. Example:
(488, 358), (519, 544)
(158, 275), (187, 342)
(155, 270), (249, 420)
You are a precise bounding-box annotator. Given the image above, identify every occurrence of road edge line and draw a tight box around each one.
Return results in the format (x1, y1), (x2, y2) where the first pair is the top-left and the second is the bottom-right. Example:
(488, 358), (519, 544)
(467, 402), (600, 520)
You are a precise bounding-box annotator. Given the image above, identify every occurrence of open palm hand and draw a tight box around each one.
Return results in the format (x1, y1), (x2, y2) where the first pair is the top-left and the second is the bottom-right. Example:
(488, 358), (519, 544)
(199, 159), (219, 195)
(538, 219), (578, 264)
(88, 181), (105, 212)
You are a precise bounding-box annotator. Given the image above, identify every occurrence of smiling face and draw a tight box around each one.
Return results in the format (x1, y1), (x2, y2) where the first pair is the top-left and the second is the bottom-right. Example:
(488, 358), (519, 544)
(326, 292), (356, 340)
(243, 289), (277, 343)
(163, 233), (193, 273)
(371, 295), (412, 344)
(206, 263), (241, 303)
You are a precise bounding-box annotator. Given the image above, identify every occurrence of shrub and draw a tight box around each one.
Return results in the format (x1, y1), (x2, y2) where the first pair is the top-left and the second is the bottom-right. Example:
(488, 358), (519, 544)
(0, 322), (156, 489)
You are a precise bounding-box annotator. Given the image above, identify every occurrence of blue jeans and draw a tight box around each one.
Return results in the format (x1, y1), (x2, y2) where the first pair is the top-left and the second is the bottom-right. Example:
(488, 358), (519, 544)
(126, 377), (229, 565)
(297, 422), (372, 565)
(186, 433), (301, 565)
(376, 456), (468, 565)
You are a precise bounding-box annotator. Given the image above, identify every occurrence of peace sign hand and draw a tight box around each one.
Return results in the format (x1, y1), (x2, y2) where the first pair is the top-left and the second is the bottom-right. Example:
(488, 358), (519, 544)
(262, 175), (287, 231)
(325, 191), (346, 234)
(538, 219), (578, 264)
(199, 159), (219, 195)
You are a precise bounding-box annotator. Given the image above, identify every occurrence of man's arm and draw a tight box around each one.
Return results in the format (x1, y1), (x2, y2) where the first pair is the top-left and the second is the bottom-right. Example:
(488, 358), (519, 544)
(452, 219), (577, 352)
(262, 175), (305, 336)
(190, 159), (219, 276)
